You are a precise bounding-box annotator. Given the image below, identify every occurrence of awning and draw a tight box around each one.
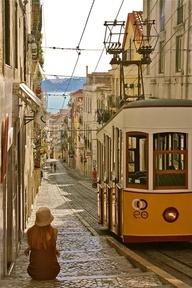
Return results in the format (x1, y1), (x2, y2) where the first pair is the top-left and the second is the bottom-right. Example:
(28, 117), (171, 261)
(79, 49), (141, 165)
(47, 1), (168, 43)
(19, 83), (42, 107)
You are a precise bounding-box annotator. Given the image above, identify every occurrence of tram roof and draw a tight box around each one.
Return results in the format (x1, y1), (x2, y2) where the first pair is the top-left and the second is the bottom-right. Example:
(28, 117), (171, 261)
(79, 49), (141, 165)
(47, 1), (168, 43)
(97, 98), (192, 134)
(124, 98), (192, 108)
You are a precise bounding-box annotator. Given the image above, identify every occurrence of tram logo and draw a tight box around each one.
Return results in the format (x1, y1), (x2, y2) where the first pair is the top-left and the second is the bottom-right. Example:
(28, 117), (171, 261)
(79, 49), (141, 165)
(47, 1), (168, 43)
(132, 199), (148, 219)
(132, 199), (148, 210)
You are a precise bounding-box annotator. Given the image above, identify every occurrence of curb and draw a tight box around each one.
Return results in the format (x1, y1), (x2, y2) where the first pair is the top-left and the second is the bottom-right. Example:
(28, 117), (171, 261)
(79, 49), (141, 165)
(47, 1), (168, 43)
(106, 237), (191, 288)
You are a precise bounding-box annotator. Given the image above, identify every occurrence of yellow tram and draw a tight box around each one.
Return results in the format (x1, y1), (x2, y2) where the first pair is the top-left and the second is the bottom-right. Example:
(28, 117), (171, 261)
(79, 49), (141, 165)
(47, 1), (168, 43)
(97, 98), (192, 243)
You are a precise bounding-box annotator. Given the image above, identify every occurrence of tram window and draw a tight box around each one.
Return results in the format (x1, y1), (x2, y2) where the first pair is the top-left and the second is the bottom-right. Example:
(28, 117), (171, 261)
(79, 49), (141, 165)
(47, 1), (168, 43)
(126, 133), (148, 188)
(154, 133), (187, 188)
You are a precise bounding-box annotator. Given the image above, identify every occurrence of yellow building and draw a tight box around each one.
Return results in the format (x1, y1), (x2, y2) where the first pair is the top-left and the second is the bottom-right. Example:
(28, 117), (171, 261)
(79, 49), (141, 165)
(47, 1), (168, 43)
(122, 11), (143, 100)
(109, 11), (143, 109)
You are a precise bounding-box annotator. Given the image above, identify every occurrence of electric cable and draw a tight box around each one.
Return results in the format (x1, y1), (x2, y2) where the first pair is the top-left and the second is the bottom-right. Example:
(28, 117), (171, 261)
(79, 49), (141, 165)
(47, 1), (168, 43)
(43, 46), (102, 51)
(60, 0), (96, 109)
(44, 74), (84, 78)
(76, 0), (96, 49)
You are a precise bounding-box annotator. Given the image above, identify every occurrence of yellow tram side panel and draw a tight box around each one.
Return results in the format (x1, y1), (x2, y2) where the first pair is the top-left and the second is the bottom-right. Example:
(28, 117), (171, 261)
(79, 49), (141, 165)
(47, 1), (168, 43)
(122, 190), (192, 238)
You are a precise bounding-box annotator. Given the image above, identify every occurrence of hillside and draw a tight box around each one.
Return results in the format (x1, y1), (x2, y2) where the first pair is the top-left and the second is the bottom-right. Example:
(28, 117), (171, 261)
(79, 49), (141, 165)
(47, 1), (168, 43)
(41, 77), (86, 92)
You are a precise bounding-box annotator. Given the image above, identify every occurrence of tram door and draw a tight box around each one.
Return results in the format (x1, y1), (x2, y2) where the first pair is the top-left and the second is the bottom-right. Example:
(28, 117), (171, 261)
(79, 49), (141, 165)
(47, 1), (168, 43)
(97, 184), (104, 224)
(111, 185), (122, 236)
(110, 185), (116, 233)
(106, 185), (112, 228)
(98, 184), (112, 228)
(103, 184), (108, 226)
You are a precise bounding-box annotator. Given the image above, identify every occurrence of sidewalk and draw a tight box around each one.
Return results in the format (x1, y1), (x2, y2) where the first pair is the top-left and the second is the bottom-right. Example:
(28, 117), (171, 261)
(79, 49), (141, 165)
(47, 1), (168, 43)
(1, 175), (169, 287)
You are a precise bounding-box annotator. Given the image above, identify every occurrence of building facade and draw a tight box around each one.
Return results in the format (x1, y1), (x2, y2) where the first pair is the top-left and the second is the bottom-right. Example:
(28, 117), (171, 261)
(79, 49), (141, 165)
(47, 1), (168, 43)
(82, 71), (112, 176)
(68, 89), (83, 171)
(143, 0), (192, 99)
(0, 0), (43, 278)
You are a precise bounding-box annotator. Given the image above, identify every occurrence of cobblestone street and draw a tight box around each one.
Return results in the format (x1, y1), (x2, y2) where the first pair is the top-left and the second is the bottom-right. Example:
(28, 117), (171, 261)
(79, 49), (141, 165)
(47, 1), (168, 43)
(0, 165), (171, 287)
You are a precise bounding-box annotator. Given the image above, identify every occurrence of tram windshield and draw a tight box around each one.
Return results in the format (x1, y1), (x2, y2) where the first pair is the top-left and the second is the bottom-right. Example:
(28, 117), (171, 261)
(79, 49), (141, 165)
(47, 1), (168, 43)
(153, 132), (187, 188)
(126, 132), (148, 188)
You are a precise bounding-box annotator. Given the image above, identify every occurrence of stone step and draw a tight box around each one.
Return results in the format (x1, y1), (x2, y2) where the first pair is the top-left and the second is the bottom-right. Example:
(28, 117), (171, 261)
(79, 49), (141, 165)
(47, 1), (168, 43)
(58, 229), (91, 235)
(1, 272), (170, 288)
(14, 246), (120, 261)
(58, 248), (121, 260)
(57, 236), (112, 252)
(59, 257), (135, 277)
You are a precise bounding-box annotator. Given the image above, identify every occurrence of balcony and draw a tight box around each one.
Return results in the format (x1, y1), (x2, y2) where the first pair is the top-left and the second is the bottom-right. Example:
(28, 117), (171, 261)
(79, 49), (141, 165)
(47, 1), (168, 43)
(96, 109), (113, 124)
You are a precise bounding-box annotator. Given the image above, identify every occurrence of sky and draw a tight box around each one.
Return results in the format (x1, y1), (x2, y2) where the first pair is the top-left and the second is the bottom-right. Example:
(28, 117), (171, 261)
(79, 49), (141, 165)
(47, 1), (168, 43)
(42, 0), (143, 78)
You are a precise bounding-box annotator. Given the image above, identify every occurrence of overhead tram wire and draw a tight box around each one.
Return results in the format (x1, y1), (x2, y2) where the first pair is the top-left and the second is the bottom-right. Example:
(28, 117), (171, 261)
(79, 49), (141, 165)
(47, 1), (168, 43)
(60, 0), (96, 110)
(94, 0), (125, 72)
(44, 74), (84, 79)
(43, 46), (102, 51)
(58, 52), (80, 109)
(115, 0), (125, 19)
(76, 0), (96, 49)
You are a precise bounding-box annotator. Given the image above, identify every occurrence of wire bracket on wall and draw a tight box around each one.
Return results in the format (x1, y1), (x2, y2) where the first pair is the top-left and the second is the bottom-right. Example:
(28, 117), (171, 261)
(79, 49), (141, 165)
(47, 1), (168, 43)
(24, 115), (34, 125)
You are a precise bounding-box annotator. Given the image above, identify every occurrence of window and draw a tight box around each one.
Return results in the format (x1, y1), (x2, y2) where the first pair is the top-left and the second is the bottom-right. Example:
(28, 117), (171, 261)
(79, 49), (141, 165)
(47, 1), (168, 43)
(116, 78), (119, 97)
(176, 35), (182, 72)
(126, 132), (148, 188)
(124, 39), (133, 61)
(112, 126), (115, 171)
(177, 0), (183, 24)
(4, 0), (10, 65)
(97, 141), (104, 182)
(153, 133), (187, 188)
(114, 128), (122, 182)
(104, 134), (111, 182)
(159, 41), (165, 73)
(160, 0), (165, 31)
(119, 130), (122, 182)
(15, 1), (18, 68)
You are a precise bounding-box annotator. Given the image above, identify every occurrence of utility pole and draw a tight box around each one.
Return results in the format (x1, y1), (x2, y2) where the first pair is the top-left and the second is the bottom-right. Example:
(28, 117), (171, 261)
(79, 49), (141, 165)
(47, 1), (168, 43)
(103, 17), (158, 102)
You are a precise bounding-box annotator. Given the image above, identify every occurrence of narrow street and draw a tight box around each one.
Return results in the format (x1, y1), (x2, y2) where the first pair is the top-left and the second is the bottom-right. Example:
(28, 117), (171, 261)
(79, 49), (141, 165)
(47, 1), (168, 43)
(0, 162), (171, 288)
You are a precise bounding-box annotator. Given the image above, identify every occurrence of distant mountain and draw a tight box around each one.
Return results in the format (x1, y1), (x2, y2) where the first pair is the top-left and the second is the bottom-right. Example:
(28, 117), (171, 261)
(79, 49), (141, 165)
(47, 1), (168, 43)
(41, 77), (86, 93)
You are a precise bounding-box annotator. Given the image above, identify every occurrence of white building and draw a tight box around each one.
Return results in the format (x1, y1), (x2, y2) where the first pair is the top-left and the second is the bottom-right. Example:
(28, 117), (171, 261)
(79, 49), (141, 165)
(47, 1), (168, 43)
(83, 71), (112, 176)
(143, 0), (192, 99)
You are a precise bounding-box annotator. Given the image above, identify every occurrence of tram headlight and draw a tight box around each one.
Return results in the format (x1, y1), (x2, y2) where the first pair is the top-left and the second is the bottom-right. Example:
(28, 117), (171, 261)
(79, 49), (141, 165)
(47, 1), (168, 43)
(163, 207), (179, 223)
